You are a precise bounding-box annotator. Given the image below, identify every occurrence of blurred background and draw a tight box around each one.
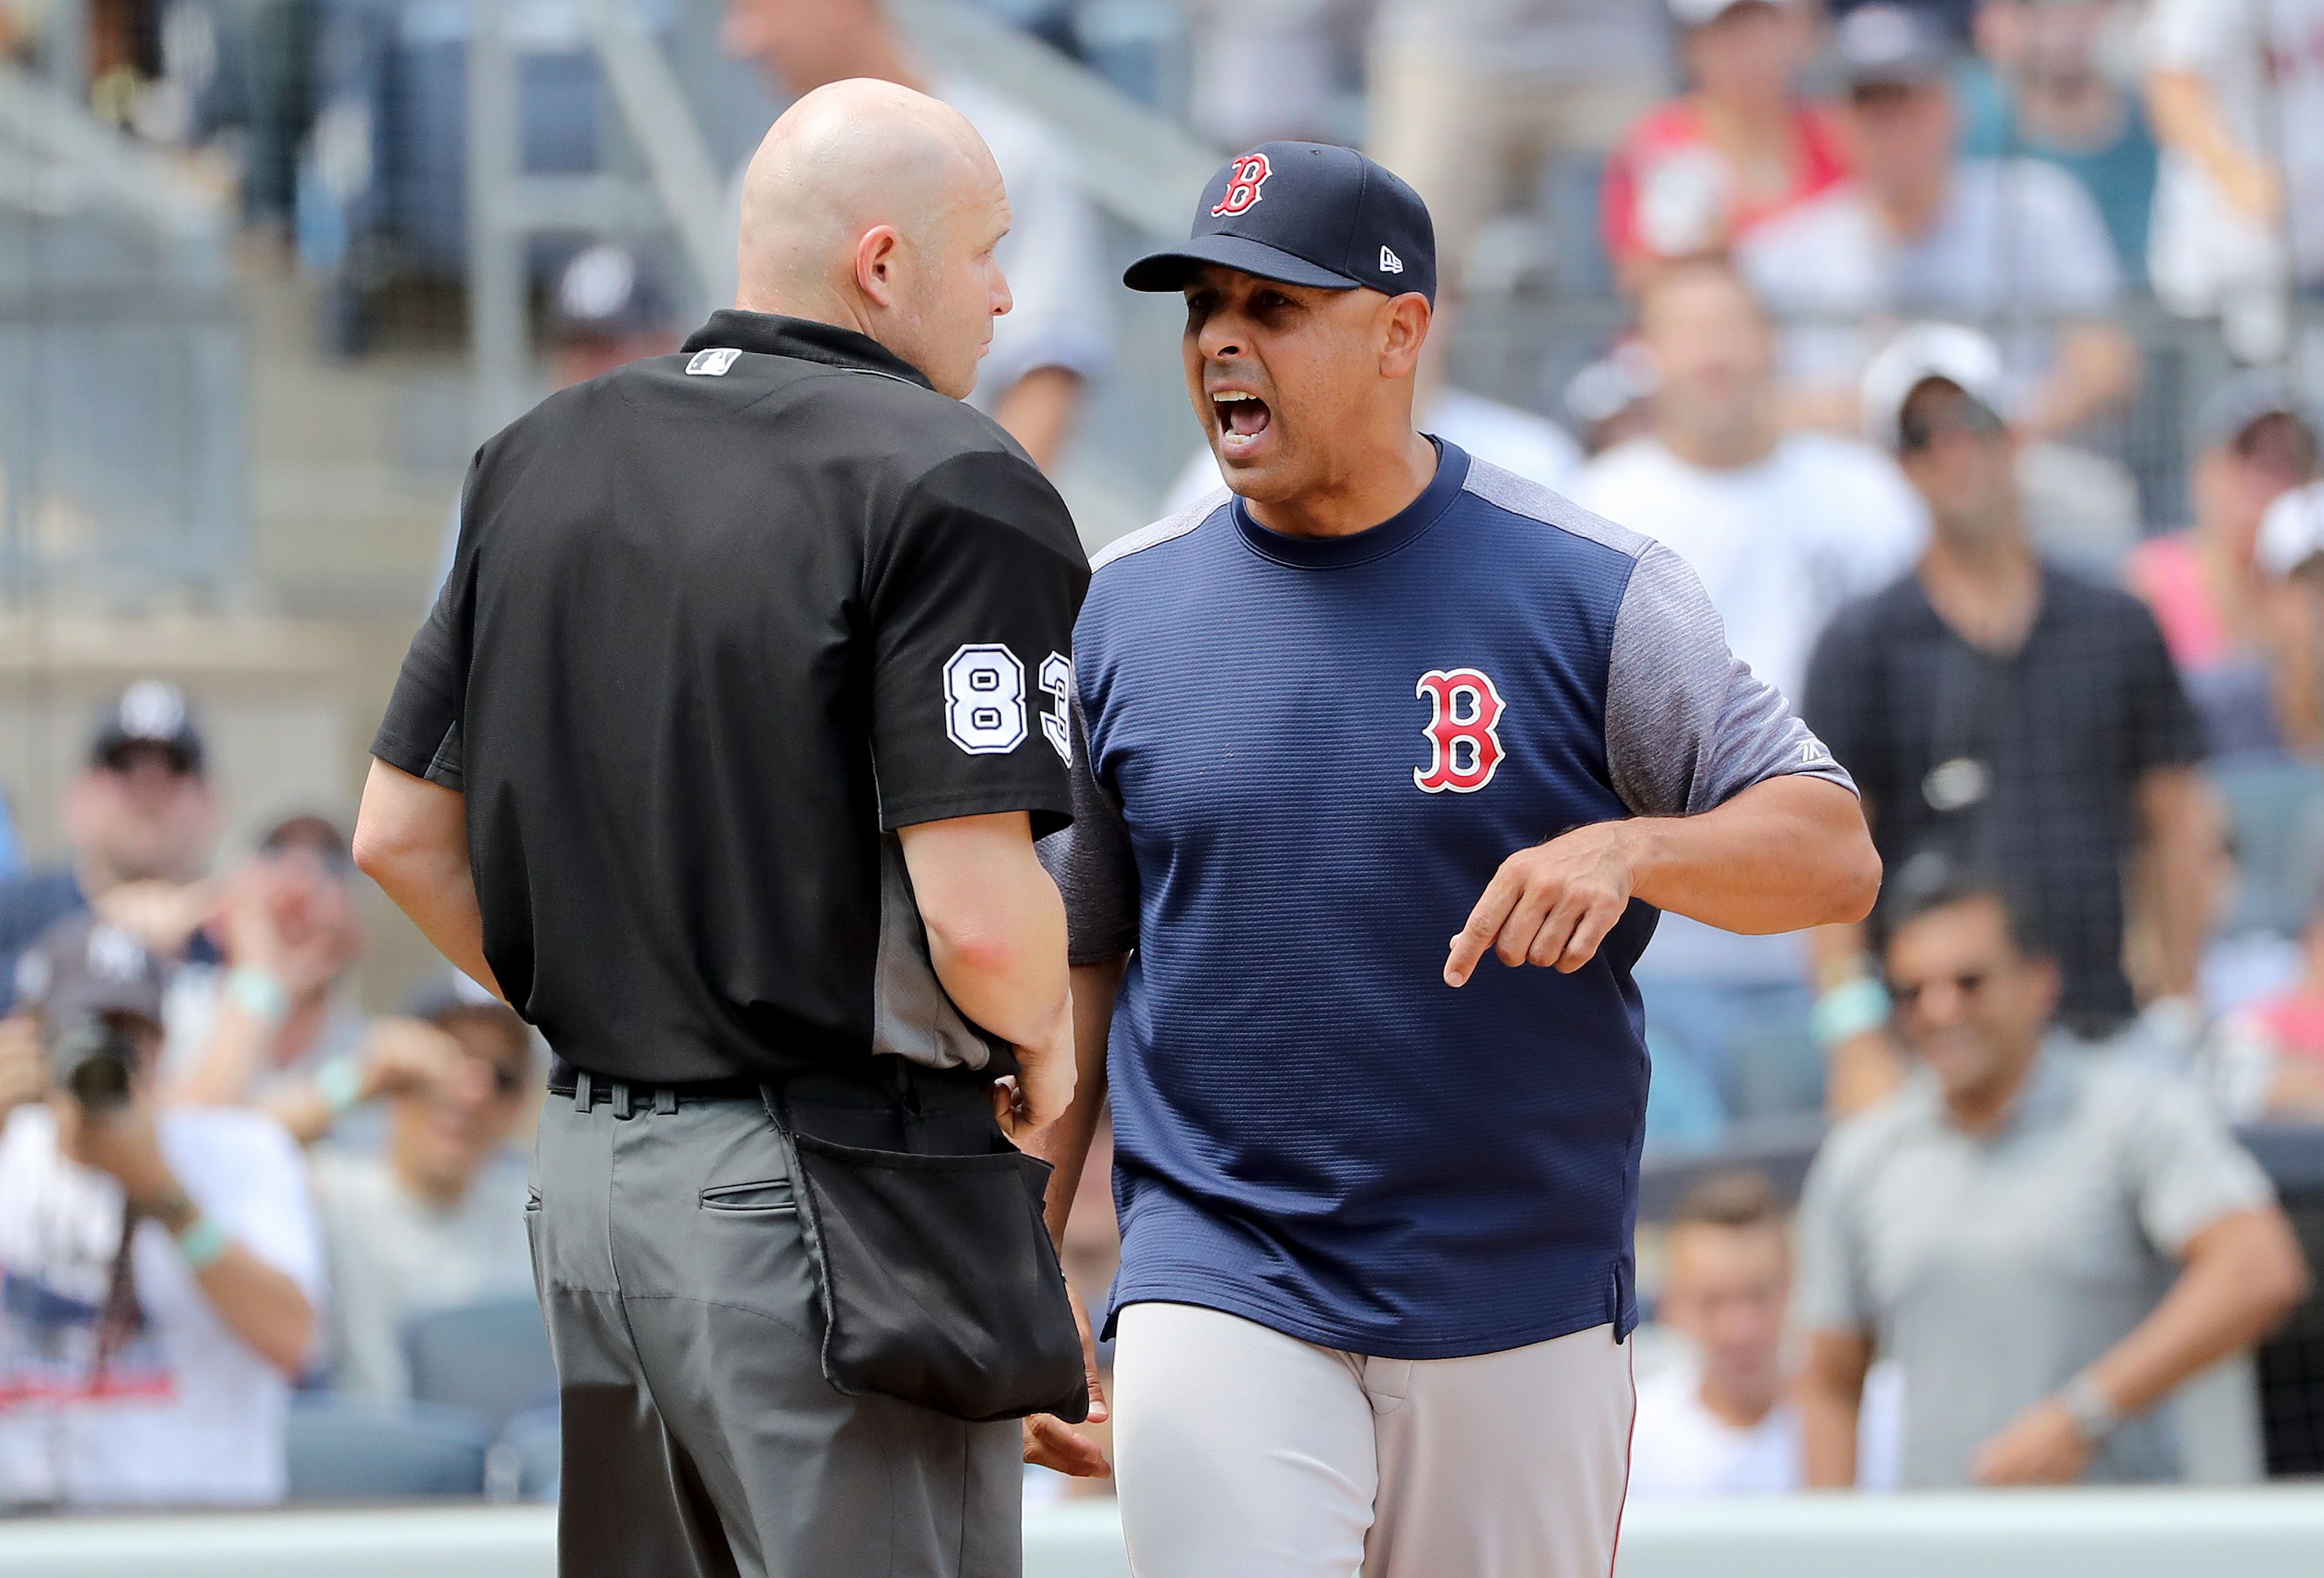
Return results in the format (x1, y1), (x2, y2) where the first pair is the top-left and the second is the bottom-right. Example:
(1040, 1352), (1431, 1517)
(6, 0), (2324, 1568)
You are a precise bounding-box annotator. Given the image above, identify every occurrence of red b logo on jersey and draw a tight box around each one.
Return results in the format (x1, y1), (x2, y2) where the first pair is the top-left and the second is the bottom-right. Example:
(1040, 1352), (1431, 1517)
(1414, 669), (1506, 793)
(1211, 153), (1273, 217)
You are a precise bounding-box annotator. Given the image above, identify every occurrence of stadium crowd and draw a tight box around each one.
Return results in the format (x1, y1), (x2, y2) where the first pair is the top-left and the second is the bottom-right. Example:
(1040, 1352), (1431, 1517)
(4, 0), (2324, 1517)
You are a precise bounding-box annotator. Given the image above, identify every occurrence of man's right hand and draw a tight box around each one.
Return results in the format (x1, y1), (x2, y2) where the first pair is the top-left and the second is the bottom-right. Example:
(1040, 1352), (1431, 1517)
(0, 1016), (44, 1126)
(994, 1008), (1077, 1143)
(1022, 1284), (1111, 1479)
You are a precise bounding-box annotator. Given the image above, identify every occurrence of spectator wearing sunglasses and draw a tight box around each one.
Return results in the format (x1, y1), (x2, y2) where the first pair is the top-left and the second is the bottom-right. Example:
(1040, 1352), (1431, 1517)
(0, 682), (221, 1016)
(163, 802), (463, 1148)
(1796, 866), (2306, 1488)
(1801, 325), (2210, 1112)
(309, 980), (538, 1402)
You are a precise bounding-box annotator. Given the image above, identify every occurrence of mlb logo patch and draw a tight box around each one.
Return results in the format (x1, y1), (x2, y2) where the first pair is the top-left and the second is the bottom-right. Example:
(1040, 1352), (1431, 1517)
(687, 348), (742, 377)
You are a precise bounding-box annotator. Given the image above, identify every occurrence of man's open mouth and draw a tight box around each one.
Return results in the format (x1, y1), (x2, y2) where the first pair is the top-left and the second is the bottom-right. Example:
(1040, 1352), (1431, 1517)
(1213, 391), (1272, 456)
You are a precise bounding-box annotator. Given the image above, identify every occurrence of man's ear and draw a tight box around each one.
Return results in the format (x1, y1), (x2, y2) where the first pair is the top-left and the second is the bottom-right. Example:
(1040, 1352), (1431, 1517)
(1379, 293), (1433, 381)
(855, 225), (903, 309)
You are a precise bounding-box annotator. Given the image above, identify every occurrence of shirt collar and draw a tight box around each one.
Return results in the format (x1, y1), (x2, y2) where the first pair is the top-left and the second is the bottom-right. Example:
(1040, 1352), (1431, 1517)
(1233, 438), (1470, 570)
(680, 310), (935, 391)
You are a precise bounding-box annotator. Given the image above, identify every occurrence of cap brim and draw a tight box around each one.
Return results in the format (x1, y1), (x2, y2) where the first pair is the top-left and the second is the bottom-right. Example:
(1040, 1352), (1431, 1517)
(1123, 234), (1361, 294)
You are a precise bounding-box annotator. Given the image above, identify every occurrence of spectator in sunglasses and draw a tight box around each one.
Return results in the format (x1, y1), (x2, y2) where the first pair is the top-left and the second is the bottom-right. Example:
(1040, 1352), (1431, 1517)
(1796, 866), (2306, 1488)
(0, 682), (220, 1016)
(163, 803), (464, 1148)
(1801, 324), (2210, 1111)
(309, 980), (538, 1401)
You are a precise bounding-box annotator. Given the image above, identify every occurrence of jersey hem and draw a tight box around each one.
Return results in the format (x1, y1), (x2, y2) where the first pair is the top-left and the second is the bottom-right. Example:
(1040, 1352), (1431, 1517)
(1104, 1268), (1633, 1361)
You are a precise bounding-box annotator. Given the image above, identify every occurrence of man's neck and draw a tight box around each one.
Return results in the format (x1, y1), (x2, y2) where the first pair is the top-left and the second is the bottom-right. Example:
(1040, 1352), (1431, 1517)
(1657, 410), (1781, 471)
(1919, 521), (2041, 653)
(1945, 1042), (2043, 1135)
(388, 1136), (474, 1212)
(1696, 93), (1795, 161)
(1245, 428), (1441, 540)
(1872, 168), (1951, 240)
(1697, 1369), (1782, 1432)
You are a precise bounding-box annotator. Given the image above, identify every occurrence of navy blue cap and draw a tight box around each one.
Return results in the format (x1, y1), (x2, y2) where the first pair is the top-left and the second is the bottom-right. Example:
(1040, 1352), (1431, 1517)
(1124, 141), (1437, 305)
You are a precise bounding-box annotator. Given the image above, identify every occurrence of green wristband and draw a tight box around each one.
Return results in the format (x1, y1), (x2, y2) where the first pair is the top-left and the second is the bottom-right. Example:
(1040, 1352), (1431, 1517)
(1811, 977), (1892, 1051)
(314, 1055), (365, 1117)
(227, 968), (290, 1024)
(174, 1215), (232, 1271)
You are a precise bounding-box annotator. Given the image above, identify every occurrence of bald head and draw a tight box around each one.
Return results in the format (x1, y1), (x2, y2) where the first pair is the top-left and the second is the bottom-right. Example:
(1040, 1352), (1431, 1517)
(736, 79), (1012, 398)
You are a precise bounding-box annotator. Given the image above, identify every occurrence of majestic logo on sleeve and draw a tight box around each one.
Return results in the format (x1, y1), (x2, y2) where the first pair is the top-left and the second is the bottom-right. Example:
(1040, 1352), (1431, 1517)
(1211, 153), (1273, 217)
(1413, 669), (1506, 793)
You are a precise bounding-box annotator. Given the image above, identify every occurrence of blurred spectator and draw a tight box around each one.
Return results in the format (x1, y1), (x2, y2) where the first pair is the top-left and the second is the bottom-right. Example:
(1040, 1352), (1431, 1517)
(1630, 1172), (1801, 1494)
(1577, 261), (1922, 1121)
(1158, 301), (1582, 514)
(2206, 856), (2324, 1120)
(310, 983), (535, 1402)
(720, 0), (1109, 472)
(1958, 0), (2157, 283)
(1737, 3), (2138, 441)
(1366, 0), (1670, 292)
(1797, 870), (2308, 1486)
(2254, 479), (2324, 753)
(1182, 0), (1364, 150)
(0, 792), (18, 878)
(1564, 344), (1662, 457)
(0, 915), (321, 1507)
(2146, 0), (2324, 363)
(1803, 326), (2207, 1111)
(1601, 1), (1846, 294)
(549, 243), (680, 388)
(0, 683), (218, 1017)
(163, 803), (461, 1149)
(2128, 372), (2321, 759)
(1830, 0), (1976, 41)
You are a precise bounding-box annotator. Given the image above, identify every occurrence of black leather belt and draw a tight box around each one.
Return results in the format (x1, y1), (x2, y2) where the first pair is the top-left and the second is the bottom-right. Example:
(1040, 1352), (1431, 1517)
(547, 1056), (762, 1118)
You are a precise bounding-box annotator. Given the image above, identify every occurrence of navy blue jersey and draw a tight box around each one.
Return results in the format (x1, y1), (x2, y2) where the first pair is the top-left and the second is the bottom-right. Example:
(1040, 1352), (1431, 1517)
(1042, 442), (1851, 1359)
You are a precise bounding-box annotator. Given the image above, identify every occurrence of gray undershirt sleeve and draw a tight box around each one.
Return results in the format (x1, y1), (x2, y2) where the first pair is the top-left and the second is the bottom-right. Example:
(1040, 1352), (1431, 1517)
(1605, 542), (1857, 817)
(1036, 693), (1139, 965)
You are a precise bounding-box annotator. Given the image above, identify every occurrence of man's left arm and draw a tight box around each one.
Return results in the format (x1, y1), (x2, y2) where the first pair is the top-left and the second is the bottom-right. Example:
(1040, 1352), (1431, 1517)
(2132, 766), (2216, 1003)
(1974, 1082), (2310, 1487)
(1448, 542), (1880, 986)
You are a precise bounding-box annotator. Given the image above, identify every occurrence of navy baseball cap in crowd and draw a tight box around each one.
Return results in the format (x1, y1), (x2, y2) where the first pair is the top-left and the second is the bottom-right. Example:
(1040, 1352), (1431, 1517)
(1124, 141), (1437, 305)
(14, 913), (168, 1038)
(87, 679), (204, 775)
(1834, 3), (1956, 88)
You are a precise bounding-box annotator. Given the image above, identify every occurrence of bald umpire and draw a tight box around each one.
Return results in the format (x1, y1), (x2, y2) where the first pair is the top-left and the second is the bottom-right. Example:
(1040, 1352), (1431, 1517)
(354, 81), (1095, 1578)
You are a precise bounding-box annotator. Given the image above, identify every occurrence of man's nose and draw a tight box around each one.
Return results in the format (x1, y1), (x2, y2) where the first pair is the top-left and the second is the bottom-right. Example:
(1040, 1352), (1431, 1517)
(1197, 315), (1245, 362)
(991, 264), (1014, 319)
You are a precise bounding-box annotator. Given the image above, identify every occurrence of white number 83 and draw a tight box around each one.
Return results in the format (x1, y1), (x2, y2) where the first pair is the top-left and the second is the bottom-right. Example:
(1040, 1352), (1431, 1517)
(943, 645), (1073, 764)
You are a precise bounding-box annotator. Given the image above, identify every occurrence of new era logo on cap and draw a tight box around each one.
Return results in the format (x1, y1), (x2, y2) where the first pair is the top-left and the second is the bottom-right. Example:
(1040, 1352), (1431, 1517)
(1124, 141), (1438, 305)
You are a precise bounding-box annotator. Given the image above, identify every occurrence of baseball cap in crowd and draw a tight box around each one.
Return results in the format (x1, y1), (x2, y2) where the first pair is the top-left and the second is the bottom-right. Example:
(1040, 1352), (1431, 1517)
(1834, 3), (1956, 88)
(1669, 0), (1790, 26)
(555, 243), (673, 344)
(2194, 368), (2321, 456)
(2258, 481), (2324, 577)
(87, 679), (204, 776)
(232, 788), (357, 872)
(12, 913), (169, 1037)
(1860, 322), (2010, 453)
(1124, 141), (1438, 306)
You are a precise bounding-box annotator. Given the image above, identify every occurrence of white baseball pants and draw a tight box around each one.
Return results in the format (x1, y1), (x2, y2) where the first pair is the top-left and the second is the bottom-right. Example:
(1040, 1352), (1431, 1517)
(1110, 1301), (1635, 1578)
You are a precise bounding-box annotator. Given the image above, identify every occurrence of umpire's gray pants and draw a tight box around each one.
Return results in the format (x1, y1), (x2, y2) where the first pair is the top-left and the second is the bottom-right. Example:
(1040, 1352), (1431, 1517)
(527, 1079), (1022, 1578)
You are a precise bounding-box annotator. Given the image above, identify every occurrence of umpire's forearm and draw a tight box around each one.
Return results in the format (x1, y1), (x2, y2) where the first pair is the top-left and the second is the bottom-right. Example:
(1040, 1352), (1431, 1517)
(1027, 957), (1124, 1243)
(353, 759), (503, 999)
(1629, 775), (1880, 935)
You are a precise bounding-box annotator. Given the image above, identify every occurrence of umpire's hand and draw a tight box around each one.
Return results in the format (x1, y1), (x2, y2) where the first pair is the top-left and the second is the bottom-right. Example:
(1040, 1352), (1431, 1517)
(1443, 823), (1637, 988)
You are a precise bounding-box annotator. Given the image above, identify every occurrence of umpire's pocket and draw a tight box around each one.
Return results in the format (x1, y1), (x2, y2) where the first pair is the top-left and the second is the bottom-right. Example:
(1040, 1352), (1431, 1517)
(700, 1179), (798, 1214)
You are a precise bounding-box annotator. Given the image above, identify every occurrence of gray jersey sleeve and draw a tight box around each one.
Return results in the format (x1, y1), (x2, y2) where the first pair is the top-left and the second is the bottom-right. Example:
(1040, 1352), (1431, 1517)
(1605, 541), (1856, 816)
(1036, 694), (1139, 965)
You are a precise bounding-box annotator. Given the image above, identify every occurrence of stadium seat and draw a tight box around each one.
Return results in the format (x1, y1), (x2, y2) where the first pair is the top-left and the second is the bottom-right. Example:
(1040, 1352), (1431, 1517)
(286, 1396), (495, 1500)
(404, 1295), (559, 1433)
(499, 1403), (563, 1502)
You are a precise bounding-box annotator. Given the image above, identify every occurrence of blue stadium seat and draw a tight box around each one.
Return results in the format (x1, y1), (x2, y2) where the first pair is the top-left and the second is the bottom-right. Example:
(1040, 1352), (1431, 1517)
(403, 1294), (559, 1433)
(286, 1396), (495, 1500)
(2213, 757), (2324, 938)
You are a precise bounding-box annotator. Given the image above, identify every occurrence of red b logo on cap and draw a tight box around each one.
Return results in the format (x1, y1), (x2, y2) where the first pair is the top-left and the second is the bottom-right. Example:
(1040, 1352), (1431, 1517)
(1211, 153), (1273, 217)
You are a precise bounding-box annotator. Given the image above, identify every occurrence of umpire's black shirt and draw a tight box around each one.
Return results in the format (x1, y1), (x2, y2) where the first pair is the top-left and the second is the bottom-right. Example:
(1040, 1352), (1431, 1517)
(372, 311), (1090, 1084)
